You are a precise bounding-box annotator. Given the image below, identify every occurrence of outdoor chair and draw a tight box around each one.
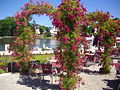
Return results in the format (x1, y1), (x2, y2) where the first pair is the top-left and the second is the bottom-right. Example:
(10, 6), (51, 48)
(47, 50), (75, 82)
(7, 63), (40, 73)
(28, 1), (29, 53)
(83, 53), (95, 67)
(41, 63), (54, 84)
(51, 62), (61, 82)
(41, 62), (61, 84)
(29, 61), (42, 77)
(29, 62), (60, 84)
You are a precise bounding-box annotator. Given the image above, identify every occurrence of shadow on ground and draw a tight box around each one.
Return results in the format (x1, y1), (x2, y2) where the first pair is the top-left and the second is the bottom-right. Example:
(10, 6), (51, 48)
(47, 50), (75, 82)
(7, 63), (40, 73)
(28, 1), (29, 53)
(80, 68), (100, 75)
(17, 75), (60, 90)
(102, 77), (120, 90)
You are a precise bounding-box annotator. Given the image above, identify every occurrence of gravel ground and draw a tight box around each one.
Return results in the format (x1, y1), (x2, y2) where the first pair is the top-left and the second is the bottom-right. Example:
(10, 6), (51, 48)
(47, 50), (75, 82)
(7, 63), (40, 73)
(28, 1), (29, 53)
(79, 65), (120, 90)
(0, 65), (119, 90)
(0, 73), (60, 90)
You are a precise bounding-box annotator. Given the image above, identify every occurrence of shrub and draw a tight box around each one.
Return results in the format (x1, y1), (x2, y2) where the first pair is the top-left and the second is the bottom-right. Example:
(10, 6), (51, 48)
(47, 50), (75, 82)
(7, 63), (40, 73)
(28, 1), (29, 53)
(0, 68), (6, 74)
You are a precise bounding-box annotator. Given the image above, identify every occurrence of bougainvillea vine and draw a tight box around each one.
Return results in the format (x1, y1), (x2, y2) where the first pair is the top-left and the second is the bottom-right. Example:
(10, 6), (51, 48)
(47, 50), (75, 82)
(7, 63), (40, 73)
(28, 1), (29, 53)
(53, 0), (88, 89)
(88, 11), (120, 73)
(13, 0), (55, 72)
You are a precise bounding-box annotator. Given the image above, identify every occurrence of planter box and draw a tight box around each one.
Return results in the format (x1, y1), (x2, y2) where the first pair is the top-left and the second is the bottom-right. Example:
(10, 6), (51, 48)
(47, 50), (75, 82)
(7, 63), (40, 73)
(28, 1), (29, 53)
(8, 62), (19, 73)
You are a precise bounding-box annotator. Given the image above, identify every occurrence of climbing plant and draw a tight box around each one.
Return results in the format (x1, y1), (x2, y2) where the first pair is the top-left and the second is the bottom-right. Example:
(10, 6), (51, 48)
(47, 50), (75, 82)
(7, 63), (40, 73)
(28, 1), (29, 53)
(12, 0), (120, 89)
(53, 0), (88, 89)
(13, 0), (88, 89)
(13, 0), (55, 73)
(88, 11), (120, 74)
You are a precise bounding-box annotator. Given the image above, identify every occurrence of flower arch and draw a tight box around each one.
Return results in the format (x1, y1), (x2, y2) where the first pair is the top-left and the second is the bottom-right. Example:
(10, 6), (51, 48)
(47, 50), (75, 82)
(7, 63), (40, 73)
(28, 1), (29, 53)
(13, 0), (55, 72)
(88, 11), (120, 73)
(13, 0), (89, 89)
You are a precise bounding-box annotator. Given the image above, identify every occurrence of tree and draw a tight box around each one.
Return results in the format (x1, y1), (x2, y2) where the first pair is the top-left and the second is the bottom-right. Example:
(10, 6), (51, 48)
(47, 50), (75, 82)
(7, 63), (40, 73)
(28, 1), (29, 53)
(39, 25), (52, 36)
(45, 31), (51, 37)
(39, 25), (45, 34)
(0, 17), (16, 36)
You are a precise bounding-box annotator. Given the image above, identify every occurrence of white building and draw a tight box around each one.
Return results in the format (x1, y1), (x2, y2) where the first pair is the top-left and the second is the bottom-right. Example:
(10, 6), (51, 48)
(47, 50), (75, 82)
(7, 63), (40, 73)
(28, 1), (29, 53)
(0, 44), (12, 55)
(34, 26), (40, 35)
(50, 27), (58, 36)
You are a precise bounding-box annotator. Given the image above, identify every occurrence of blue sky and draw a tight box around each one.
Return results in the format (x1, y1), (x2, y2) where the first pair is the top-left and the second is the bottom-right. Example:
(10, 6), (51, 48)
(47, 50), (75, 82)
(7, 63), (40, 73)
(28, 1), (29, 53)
(0, 0), (120, 27)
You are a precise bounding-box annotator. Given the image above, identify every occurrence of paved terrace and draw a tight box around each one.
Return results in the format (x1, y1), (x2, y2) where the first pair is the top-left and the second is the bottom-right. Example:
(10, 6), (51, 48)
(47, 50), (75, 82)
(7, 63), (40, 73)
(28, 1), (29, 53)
(0, 64), (119, 90)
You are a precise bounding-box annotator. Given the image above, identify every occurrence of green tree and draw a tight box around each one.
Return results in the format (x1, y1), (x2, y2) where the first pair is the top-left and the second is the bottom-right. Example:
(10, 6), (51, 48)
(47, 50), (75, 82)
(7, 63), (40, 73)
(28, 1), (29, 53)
(45, 31), (51, 37)
(0, 17), (16, 36)
(39, 25), (51, 36)
(39, 25), (45, 34)
(44, 27), (51, 37)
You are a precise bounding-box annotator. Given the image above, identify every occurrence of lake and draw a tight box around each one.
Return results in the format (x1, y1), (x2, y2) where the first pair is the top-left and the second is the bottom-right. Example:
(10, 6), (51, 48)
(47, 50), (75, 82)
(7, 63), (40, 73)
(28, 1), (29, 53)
(0, 38), (59, 51)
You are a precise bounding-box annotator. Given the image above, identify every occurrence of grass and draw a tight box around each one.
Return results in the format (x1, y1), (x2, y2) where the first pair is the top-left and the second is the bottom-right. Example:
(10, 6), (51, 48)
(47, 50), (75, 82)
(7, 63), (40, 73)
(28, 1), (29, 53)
(0, 36), (15, 38)
(38, 35), (56, 39)
(0, 54), (54, 74)
(0, 56), (13, 65)
(0, 69), (6, 74)
(0, 54), (54, 65)
(0, 35), (56, 39)
(31, 54), (54, 63)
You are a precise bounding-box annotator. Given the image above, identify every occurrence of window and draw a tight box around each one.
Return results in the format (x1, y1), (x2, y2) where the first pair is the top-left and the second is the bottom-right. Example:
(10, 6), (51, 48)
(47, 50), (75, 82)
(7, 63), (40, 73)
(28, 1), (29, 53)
(0, 44), (5, 51)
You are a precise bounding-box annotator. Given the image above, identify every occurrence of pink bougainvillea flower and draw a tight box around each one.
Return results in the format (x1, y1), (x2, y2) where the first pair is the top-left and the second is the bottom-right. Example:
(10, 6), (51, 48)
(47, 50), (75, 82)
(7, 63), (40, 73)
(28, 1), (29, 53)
(66, 29), (69, 32)
(26, 29), (29, 33)
(24, 40), (29, 44)
(24, 3), (30, 7)
(63, 36), (67, 40)
(21, 22), (26, 26)
(16, 26), (20, 30)
(21, 10), (28, 16)
(72, 45), (76, 51)
(69, 14), (75, 21)
(36, 1), (40, 5)
(15, 62), (21, 68)
(16, 38), (20, 42)
(70, 72), (74, 76)
(16, 21), (20, 25)
(12, 53), (16, 57)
